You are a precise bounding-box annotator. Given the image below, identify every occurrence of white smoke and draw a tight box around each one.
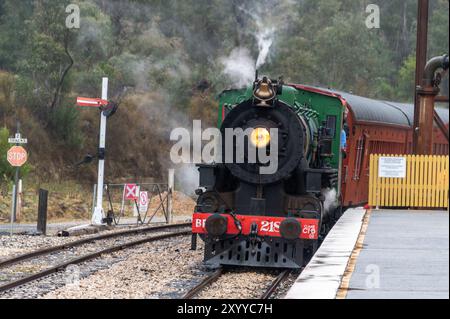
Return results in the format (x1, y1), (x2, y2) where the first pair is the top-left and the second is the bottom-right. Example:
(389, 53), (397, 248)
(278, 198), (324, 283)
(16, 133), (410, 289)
(256, 27), (275, 69)
(176, 164), (199, 197)
(220, 47), (256, 88)
(322, 188), (338, 213)
(220, 5), (277, 86)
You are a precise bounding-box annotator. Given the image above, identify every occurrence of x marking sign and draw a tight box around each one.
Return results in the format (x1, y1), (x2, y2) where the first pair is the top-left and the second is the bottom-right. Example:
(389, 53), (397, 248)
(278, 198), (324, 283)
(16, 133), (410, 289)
(124, 184), (138, 200)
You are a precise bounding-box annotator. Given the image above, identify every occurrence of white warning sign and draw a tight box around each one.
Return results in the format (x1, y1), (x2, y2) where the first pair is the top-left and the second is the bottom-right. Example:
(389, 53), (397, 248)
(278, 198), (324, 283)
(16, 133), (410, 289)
(139, 191), (149, 213)
(379, 157), (407, 178)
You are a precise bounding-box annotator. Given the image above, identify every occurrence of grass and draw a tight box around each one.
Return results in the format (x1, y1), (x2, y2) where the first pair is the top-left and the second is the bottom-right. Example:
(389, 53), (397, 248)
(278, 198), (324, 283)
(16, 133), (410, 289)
(0, 180), (195, 224)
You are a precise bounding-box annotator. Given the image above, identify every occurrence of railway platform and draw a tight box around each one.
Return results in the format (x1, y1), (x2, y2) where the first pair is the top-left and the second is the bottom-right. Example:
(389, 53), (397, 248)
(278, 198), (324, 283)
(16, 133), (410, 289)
(286, 208), (449, 299)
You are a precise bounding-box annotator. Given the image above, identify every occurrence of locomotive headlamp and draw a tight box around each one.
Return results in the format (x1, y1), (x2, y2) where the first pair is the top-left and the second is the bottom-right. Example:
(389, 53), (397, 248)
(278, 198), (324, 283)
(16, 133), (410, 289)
(250, 127), (271, 148)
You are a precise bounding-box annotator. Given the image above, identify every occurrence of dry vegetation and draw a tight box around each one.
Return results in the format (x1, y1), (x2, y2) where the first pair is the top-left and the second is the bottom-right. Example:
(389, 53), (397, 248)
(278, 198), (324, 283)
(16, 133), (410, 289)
(0, 187), (195, 223)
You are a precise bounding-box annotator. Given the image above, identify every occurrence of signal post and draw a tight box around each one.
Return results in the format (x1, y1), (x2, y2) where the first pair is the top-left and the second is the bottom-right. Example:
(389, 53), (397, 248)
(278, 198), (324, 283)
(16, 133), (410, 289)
(76, 78), (118, 225)
(7, 126), (28, 234)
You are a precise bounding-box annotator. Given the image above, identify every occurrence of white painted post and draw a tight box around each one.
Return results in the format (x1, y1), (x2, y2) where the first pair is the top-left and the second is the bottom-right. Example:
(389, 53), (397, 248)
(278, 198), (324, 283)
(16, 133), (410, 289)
(10, 185), (16, 236)
(92, 77), (108, 225)
(17, 179), (22, 221)
(91, 184), (97, 216)
(133, 186), (141, 217)
(168, 169), (175, 224)
(120, 184), (126, 218)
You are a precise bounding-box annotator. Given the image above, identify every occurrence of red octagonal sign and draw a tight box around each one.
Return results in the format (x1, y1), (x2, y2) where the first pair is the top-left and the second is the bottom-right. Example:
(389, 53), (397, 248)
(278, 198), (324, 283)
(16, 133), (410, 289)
(7, 146), (28, 167)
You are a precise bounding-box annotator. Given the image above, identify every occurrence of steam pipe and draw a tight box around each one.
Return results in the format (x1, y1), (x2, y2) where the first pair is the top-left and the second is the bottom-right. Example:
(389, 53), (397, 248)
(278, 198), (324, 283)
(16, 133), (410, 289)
(415, 54), (449, 155)
(422, 54), (449, 86)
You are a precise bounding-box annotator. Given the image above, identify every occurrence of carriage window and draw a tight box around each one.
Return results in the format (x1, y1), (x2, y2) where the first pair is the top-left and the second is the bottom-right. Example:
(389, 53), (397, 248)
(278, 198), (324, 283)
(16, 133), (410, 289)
(326, 115), (337, 138)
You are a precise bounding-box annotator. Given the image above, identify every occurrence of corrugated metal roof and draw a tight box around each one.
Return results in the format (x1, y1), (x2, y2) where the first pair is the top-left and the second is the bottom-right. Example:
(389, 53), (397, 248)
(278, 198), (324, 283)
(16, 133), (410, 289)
(291, 84), (449, 126)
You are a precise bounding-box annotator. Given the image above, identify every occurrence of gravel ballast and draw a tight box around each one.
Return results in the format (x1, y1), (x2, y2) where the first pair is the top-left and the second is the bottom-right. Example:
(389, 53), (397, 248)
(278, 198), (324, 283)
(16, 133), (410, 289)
(1, 229), (298, 299)
(42, 236), (204, 299)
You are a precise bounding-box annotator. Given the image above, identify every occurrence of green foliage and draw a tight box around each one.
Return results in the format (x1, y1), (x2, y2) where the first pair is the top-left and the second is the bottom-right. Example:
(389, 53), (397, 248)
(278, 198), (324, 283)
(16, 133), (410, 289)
(0, 71), (15, 118)
(429, 0), (449, 57)
(0, 0), (33, 70)
(0, 127), (13, 182)
(397, 55), (417, 102)
(14, 75), (37, 110)
(72, 1), (114, 66)
(48, 106), (84, 150)
(0, 0), (448, 182)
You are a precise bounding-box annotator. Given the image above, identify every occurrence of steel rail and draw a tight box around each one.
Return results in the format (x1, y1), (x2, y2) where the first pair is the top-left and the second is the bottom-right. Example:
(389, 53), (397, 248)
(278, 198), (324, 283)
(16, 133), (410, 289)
(260, 270), (291, 299)
(182, 268), (224, 299)
(0, 222), (191, 269)
(0, 230), (191, 294)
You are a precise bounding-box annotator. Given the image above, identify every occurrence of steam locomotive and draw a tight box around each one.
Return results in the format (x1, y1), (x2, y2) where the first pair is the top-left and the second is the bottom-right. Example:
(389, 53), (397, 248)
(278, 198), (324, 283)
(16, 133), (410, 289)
(191, 76), (449, 269)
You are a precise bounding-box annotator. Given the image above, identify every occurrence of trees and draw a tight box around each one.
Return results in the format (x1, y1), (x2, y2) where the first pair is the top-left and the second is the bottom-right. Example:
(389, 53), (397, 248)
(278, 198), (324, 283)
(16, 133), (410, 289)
(0, 127), (13, 183)
(0, 71), (15, 125)
(18, 1), (76, 114)
(0, 0), (447, 181)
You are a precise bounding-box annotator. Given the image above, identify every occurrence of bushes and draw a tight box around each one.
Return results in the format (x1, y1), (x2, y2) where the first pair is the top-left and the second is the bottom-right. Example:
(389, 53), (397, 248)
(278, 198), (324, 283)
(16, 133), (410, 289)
(0, 127), (13, 183)
(48, 106), (84, 150)
(0, 71), (15, 120)
(397, 55), (416, 102)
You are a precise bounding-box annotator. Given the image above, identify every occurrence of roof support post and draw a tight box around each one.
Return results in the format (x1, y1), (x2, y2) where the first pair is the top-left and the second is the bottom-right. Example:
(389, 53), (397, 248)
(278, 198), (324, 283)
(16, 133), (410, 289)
(413, 0), (429, 154)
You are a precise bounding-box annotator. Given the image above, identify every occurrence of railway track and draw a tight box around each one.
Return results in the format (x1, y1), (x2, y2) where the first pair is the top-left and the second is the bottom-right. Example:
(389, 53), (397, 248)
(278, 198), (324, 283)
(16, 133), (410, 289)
(0, 223), (191, 295)
(182, 268), (292, 300)
(0, 222), (190, 269)
(260, 270), (291, 299)
(182, 268), (224, 299)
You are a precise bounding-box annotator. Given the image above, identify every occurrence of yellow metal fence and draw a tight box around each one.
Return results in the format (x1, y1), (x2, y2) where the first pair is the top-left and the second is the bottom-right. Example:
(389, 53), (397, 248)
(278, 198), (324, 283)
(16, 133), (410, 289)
(369, 154), (449, 208)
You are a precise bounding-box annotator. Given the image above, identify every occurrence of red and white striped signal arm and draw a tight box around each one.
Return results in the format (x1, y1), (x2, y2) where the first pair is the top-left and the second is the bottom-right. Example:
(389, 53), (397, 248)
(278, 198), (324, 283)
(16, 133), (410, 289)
(76, 97), (109, 108)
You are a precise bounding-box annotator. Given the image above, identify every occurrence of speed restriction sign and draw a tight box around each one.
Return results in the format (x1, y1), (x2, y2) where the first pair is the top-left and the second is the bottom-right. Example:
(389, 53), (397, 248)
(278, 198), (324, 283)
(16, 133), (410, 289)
(139, 191), (149, 213)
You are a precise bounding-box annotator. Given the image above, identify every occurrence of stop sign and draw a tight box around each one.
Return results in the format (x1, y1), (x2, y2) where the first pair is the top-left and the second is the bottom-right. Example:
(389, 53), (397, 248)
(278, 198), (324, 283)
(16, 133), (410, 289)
(7, 146), (28, 167)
